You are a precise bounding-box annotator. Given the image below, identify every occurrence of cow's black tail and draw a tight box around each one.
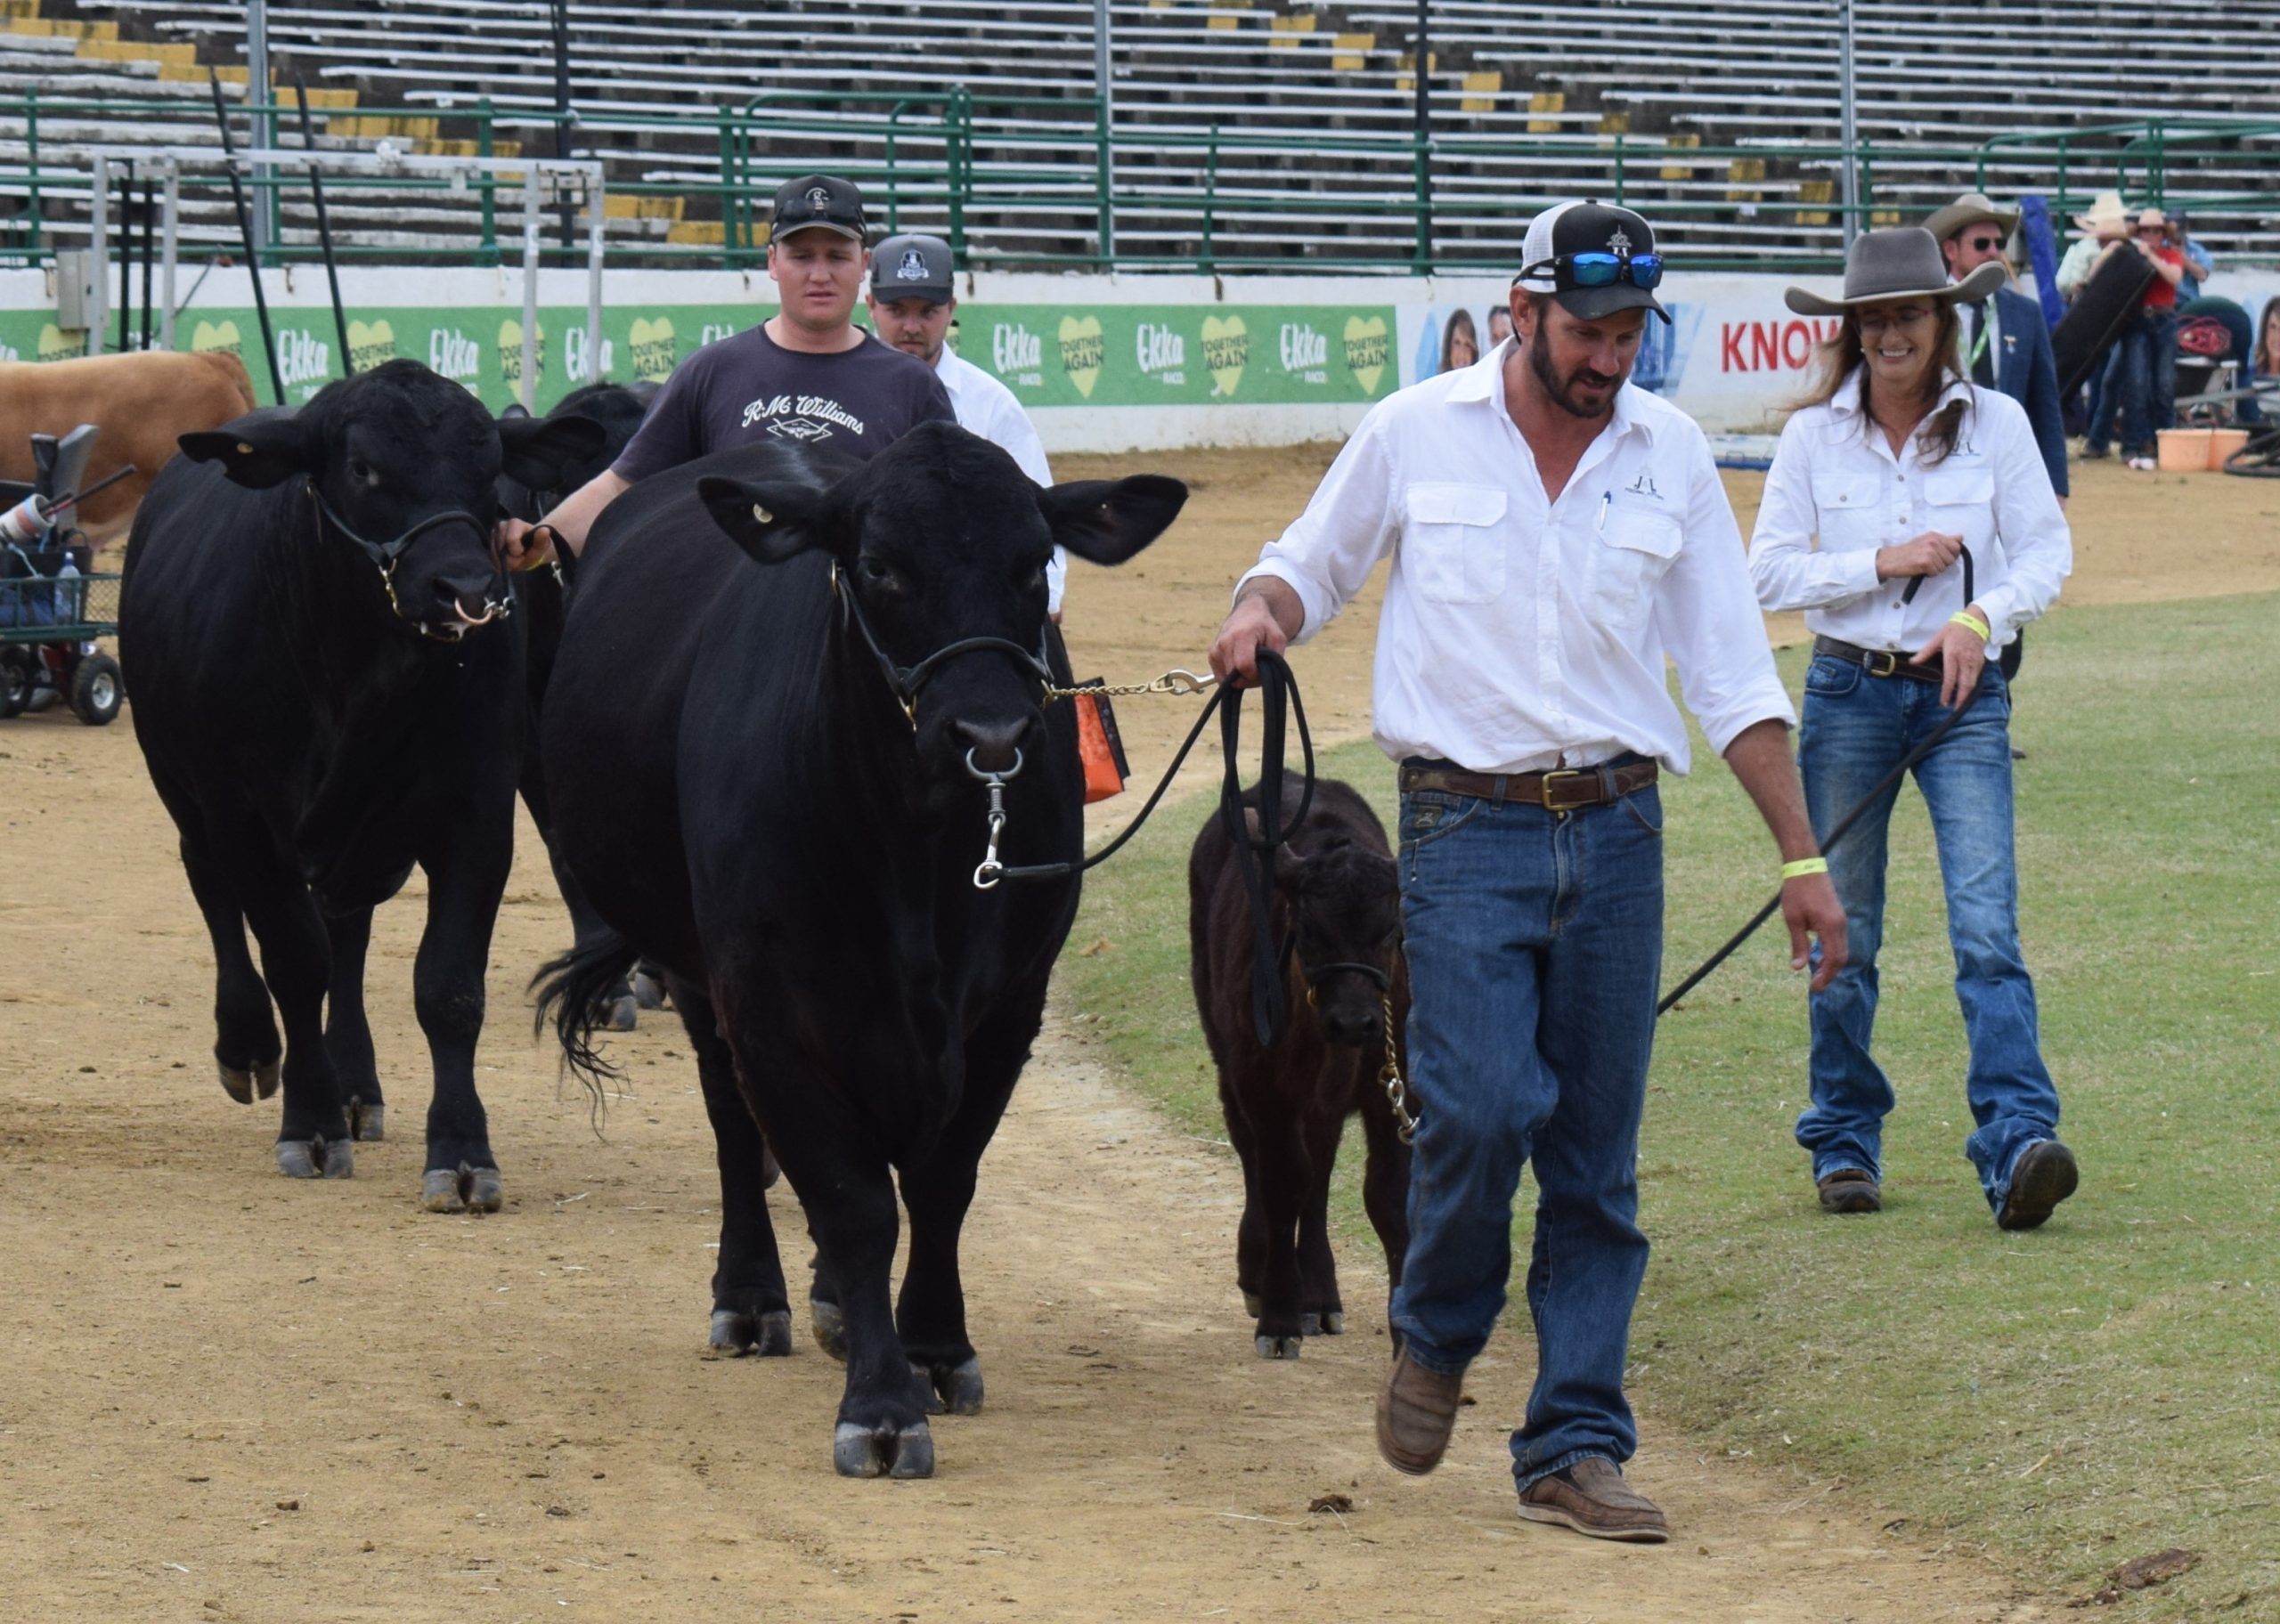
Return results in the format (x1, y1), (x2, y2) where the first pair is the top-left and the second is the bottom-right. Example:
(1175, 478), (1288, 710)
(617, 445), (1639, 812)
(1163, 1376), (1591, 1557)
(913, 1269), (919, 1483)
(532, 931), (640, 1101)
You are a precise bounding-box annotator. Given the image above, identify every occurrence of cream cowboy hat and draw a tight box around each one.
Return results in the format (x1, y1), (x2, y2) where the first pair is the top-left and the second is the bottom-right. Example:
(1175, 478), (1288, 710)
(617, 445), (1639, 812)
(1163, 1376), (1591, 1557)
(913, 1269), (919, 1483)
(1923, 191), (2020, 244)
(1783, 227), (2006, 316)
(2072, 191), (2130, 236)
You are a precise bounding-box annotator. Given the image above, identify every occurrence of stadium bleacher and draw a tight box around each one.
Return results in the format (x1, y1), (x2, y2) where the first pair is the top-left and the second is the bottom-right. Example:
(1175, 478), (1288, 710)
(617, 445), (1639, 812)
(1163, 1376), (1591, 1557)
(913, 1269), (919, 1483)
(4, 0), (2276, 270)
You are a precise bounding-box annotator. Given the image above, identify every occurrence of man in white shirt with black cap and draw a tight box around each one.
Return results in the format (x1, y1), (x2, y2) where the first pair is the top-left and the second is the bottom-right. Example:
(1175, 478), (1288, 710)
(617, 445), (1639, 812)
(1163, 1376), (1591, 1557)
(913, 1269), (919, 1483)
(867, 232), (1065, 624)
(1207, 200), (1847, 1542)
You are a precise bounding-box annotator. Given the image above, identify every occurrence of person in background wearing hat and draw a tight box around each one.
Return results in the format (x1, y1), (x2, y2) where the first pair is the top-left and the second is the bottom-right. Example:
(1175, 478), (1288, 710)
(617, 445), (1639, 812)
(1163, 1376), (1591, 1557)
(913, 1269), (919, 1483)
(1748, 227), (2076, 1232)
(1925, 193), (2067, 504)
(497, 175), (953, 568)
(2083, 207), (2186, 471)
(1207, 200), (1846, 1544)
(866, 232), (1065, 624)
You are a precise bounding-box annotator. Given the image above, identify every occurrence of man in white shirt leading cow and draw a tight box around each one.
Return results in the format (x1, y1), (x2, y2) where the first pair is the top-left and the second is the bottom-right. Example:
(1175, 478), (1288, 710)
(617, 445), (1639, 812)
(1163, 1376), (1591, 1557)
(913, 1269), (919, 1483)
(1207, 201), (1847, 1543)
(867, 233), (1065, 624)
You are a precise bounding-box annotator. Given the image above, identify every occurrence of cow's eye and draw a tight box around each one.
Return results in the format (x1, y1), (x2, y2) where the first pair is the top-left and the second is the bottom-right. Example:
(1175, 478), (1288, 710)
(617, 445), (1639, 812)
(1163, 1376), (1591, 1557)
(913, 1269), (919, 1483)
(347, 457), (377, 485)
(856, 556), (901, 592)
(1022, 562), (1046, 592)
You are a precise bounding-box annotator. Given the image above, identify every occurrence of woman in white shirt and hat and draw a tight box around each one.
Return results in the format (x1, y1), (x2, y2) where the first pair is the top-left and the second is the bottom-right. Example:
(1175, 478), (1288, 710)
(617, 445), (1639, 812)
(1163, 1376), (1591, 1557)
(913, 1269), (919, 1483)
(1748, 226), (2078, 1231)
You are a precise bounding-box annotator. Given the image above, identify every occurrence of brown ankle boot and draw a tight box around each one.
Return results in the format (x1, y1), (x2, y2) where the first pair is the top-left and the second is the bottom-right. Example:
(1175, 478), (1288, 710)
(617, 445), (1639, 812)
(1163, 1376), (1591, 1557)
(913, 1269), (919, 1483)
(1375, 1345), (1465, 1475)
(1518, 1458), (1670, 1543)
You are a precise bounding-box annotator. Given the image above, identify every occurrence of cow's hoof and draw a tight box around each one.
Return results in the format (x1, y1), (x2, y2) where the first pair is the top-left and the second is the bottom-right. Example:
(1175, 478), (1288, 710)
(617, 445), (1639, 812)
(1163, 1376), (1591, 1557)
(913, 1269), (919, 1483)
(911, 1356), (985, 1417)
(277, 1138), (353, 1180)
(348, 1099), (386, 1142)
(810, 1299), (849, 1362)
(631, 970), (667, 1011)
(600, 995), (638, 1034)
(834, 1419), (934, 1480)
(1255, 1333), (1304, 1360)
(421, 1164), (504, 1214)
(1301, 1311), (1345, 1336)
(219, 1057), (282, 1104)
(709, 1308), (793, 1357)
(1242, 1289), (1263, 1317)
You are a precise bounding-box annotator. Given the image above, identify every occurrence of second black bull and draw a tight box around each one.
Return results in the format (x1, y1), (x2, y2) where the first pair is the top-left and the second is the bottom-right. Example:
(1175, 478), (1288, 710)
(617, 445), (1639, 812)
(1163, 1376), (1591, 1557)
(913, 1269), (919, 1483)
(121, 360), (601, 1207)
(536, 421), (1185, 1479)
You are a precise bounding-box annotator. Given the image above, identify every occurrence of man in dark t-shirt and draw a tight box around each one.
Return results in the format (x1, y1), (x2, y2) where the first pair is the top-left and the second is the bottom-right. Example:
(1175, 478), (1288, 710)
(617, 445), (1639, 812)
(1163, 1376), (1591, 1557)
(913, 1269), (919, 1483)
(498, 174), (954, 567)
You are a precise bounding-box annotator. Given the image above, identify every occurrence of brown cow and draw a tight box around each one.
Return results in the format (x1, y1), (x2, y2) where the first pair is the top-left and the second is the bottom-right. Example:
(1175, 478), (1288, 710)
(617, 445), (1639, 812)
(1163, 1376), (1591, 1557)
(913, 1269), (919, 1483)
(0, 351), (257, 533)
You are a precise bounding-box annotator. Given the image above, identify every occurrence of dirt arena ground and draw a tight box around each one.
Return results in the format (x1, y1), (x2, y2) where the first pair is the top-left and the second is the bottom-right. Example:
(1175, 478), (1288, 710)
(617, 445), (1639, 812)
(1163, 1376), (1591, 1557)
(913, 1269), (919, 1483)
(4, 451), (2274, 1622)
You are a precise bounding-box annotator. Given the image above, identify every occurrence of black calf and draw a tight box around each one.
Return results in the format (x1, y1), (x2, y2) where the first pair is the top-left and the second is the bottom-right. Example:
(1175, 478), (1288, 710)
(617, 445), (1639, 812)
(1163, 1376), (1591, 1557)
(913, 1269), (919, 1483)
(1189, 777), (1411, 1358)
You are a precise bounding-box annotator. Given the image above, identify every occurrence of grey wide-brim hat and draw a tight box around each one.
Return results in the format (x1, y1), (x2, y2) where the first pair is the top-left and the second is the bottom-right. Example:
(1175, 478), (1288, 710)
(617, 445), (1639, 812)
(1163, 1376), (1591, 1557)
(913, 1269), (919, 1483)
(1922, 191), (2020, 245)
(1784, 226), (2007, 316)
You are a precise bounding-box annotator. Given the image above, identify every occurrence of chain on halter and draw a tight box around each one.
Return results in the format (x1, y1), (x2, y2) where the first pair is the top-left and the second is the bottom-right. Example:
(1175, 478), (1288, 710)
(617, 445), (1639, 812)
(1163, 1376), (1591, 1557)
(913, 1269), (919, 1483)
(1039, 669), (1217, 702)
(1379, 992), (1417, 1145)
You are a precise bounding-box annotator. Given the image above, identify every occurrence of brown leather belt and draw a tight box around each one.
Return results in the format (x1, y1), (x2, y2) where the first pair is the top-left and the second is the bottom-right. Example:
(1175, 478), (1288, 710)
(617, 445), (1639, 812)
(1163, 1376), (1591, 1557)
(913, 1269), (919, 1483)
(1398, 758), (1658, 810)
(1814, 635), (1944, 683)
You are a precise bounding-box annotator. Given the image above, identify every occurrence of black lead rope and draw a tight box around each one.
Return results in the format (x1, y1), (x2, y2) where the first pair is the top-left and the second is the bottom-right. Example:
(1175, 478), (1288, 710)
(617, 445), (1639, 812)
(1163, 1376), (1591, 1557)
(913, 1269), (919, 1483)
(1216, 652), (1314, 1045)
(989, 649), (1314, 1047)
(1658, 546), (1984, 1015)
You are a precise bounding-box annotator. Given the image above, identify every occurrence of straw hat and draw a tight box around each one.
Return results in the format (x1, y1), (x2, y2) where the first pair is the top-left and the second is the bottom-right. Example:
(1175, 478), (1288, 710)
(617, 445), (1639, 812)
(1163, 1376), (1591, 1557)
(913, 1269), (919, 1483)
(1783, 227), (2006, 316)
(2072, 191), (2130, 236)
(1923, 191), (2019, 244)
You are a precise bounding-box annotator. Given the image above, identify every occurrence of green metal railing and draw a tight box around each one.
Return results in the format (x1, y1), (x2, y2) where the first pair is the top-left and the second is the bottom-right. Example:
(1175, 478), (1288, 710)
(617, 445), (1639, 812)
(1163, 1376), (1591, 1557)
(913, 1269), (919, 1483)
(7, 89), (2276, 275)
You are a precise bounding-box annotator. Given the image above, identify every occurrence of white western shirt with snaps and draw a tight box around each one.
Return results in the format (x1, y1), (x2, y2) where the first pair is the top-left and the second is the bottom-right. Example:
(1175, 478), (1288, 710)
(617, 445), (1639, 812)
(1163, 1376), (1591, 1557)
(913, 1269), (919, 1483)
(935, 345), (1064, 613)
(1747, 372), (2072, 651)
(1236, 337), (1795, 776)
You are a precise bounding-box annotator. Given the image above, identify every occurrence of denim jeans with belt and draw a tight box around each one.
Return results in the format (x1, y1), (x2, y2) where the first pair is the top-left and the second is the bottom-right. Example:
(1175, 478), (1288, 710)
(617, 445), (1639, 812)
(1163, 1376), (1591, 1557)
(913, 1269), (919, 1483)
(1389, 771), (1663, 1490)
(1795, 656), (2060, 1209)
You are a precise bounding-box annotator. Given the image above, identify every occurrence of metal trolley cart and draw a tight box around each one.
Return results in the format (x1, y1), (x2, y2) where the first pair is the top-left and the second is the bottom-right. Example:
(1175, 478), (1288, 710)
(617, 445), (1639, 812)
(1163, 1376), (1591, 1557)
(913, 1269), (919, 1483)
(0, 426), (130, 727)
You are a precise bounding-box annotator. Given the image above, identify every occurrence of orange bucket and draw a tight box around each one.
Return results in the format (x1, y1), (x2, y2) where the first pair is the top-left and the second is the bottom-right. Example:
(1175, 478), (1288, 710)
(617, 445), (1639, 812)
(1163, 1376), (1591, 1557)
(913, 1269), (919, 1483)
(2155, 428), (2214, 472)
(2206, 427), (2252, 469)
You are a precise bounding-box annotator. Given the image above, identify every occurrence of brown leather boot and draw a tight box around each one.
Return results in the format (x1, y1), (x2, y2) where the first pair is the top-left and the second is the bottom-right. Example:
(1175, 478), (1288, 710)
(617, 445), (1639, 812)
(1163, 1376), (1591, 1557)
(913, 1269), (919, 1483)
(1518, 1458), (1670, 1542)
(1817, 1169), (1882, 1214)
(1374, 1345), (1465, 1475)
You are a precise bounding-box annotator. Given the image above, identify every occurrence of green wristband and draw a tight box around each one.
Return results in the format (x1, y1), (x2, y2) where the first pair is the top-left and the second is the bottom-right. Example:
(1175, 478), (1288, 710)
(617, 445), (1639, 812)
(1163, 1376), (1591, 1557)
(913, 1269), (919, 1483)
(1781, 857), (1829, 881)
(1949, 611), (1991, 641)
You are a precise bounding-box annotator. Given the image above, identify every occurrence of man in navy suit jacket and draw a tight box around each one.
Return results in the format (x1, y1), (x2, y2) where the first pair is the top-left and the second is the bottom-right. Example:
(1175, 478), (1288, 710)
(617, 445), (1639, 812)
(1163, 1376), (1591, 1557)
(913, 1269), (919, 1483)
(1926, 193), (2070, 503)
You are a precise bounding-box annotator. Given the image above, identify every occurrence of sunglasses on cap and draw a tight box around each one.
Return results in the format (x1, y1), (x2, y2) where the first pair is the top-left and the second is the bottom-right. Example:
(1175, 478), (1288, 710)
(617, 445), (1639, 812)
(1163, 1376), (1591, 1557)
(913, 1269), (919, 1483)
(1518, 250), (1665, 291)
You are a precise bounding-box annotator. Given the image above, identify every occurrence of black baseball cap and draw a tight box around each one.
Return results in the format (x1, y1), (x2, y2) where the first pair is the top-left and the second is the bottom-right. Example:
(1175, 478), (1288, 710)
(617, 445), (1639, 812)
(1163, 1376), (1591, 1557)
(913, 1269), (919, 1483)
(769, 174), (867, 244)
(870, 233), (955, 304)
(1515, 200), (1671, 324)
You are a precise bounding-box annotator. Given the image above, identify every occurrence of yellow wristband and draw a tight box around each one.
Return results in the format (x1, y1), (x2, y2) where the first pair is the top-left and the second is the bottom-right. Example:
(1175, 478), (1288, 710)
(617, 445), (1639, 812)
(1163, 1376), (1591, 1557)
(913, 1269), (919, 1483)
(1781, 857), (1829, 881)
(1948, 611), (1991, 641)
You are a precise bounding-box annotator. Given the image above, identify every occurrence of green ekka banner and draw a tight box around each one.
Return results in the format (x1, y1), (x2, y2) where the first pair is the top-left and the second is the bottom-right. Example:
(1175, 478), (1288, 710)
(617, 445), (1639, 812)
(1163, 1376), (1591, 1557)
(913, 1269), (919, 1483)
(1, 302), (1397, 412)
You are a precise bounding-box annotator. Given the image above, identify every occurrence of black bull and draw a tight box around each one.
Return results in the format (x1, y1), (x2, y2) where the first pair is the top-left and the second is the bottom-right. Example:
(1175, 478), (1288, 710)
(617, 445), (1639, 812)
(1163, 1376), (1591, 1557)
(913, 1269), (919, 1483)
(120, 360), (601, 1206)
(536, 421), (1185, 1479)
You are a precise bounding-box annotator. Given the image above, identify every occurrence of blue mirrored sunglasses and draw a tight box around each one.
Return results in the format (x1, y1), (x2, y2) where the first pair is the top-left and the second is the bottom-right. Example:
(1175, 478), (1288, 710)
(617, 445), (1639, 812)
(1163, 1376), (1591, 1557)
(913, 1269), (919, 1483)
(1519, 251), (1665, 291)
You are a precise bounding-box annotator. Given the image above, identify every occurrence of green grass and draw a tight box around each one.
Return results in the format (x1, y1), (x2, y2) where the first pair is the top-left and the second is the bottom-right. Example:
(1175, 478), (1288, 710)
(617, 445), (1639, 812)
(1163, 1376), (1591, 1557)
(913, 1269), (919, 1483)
(1058, 591), (2280, 1614)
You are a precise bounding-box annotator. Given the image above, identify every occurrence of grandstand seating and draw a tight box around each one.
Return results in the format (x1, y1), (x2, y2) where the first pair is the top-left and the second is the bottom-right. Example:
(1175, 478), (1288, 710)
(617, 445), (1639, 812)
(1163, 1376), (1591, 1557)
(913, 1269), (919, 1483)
(3, 0), (2275, 270)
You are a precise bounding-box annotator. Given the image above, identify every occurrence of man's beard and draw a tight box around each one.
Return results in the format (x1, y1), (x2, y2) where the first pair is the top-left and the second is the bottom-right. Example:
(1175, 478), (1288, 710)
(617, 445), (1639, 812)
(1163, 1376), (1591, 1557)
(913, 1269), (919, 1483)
(1529, 329), (1620, 419)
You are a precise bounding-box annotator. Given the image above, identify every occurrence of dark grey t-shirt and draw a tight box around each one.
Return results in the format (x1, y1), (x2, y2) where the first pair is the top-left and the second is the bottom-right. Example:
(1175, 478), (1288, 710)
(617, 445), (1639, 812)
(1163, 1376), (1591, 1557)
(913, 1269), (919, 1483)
(611, 325), (954, 483)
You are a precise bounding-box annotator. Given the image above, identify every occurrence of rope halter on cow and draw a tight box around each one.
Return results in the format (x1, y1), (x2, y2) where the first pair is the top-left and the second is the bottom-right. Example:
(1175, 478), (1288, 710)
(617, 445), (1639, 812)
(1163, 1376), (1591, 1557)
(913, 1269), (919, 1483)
(830, 557), (1057, 731)
(305, 482), (514, 644)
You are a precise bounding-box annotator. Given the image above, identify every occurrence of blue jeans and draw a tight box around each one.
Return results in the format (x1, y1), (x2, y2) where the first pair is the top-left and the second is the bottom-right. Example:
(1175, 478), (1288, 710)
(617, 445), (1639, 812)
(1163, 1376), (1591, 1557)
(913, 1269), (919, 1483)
(2089, 308), (2176, 453)
(1389, 774), (1663, 1489)
(1795, 658), (2060, 1210)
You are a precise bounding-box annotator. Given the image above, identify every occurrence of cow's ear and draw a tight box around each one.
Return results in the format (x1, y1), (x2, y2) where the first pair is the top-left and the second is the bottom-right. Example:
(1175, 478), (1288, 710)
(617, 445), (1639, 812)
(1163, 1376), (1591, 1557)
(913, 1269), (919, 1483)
(696, 475), (831, 565)
(178, 418), (313, 489)
(498, 412), (605, 490)
(1038, 475), (1187, 566)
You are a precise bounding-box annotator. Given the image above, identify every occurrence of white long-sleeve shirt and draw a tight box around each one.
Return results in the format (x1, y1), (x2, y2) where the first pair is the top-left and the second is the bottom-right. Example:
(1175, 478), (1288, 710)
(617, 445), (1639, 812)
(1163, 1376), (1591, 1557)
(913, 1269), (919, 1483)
(1236, 338), (1795, 776)
(1747, 372), (2071, 651)
(936, 345), (1064, 613)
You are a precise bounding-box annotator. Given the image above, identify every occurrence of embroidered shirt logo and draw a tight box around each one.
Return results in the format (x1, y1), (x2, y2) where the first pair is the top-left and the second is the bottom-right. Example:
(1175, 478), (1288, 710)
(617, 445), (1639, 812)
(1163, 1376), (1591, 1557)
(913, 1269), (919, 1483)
(1624, 469), (1662, 499)
(895, 248), (929, 281)
(1608, 227), (1633, 256)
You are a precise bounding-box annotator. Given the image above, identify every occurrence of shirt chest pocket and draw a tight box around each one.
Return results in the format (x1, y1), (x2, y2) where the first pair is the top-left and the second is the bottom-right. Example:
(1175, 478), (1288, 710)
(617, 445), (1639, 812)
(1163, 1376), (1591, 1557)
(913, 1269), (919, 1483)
(1403, 483), (1509, 605)
(1590, 511), (1682, 634)
(1812, 474), (1885, 548)
(1922, 461), (1994, 518)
